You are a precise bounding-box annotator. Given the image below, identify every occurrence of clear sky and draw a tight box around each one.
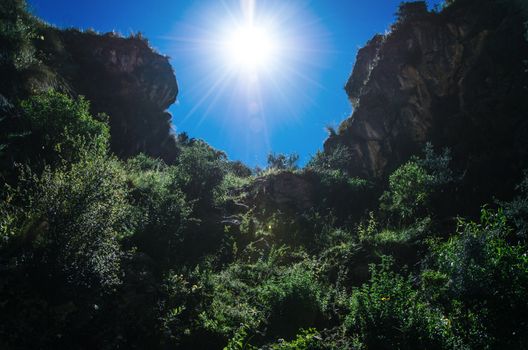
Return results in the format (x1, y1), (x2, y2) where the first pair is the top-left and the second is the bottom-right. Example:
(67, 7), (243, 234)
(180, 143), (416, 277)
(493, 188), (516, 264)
(27, 0), (442, 167)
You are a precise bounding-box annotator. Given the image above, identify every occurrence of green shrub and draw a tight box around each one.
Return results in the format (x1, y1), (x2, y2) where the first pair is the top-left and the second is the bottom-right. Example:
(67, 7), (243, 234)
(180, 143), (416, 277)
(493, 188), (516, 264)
(380, 161), (432, 220)
(432, 208), (528, 348)
(157, 270), (199, 346)
(307, 146), (352, 174)
(214, 171), (253, 206)
(380, 144), (454, 223)
(260, 264), (326, 340)
(124, 142), (229, 266)
(198, 251), (326, 346)
(308, 167), (373, 223)
(0, 0), (37, 83)
(175, 139), (227, 208)
(27, 155), (128, 288)
(502, 171), (528, 240)
(0, 154), (130, 347)
(198, 256), (279, 339)
(267, 153), (300, 171)
(126, 152), (165, 171)
(359, 215), (431, 246)
(224, 325), (258, 350)
(126, 155), (192, 267)
(418, 144), (454, 187)
(345, 257), (458, 350)
(20, 90), (109, 167)
(270, 328), (322, 350)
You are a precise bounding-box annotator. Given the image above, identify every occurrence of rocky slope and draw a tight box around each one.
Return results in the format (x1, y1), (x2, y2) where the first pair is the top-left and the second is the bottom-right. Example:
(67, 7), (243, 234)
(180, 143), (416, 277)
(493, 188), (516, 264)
(325, 0), (528, 203)
(35, 28), (180, 162)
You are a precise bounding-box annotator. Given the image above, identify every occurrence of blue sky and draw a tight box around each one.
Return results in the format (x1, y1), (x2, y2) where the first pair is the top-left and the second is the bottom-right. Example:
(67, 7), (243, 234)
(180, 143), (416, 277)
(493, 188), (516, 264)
(28, 0), (442, 167)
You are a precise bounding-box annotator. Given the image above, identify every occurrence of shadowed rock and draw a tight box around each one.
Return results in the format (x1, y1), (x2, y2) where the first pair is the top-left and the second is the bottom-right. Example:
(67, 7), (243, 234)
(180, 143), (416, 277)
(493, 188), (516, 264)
(36, 28), (180, 162)
(325, 0), (528, 205)
(245, 172), (315, 212)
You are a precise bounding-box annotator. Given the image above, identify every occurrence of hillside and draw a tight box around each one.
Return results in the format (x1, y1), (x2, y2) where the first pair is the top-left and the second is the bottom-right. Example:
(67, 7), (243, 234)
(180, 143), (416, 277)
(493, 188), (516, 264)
(1, 0), (528, 349)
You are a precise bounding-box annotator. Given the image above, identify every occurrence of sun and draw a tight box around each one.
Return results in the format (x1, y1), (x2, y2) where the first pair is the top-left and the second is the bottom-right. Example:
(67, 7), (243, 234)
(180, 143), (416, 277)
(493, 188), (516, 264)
(223, 24), (278, 71)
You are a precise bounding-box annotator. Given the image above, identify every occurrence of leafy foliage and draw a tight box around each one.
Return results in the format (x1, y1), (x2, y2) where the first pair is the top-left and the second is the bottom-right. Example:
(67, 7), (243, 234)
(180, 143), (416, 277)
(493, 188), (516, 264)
(125, 155), (192, 267)
(1, 1), (528, 349)
(19, 90), (110, 167)
(260, 264), (326, 340)
(0, 0), (37, 76)
(269, 328), (322, 350)
(0, 154), (130, 347)
(429, 208), (528, 348)
(380, 144), (454, 223)
(267, 152), (300, 171)
(3, 154), (128, 285)
(346, 257), (458, 350)
(307, 146), (352, 174)
(380, 161), (432, 219)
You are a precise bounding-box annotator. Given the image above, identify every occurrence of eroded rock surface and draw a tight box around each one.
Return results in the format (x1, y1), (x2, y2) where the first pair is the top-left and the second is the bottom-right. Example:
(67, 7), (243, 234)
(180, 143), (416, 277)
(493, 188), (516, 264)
(37, 29), (180, 162)
(244, 172), (315, 212)
(325, 0), (528, 200)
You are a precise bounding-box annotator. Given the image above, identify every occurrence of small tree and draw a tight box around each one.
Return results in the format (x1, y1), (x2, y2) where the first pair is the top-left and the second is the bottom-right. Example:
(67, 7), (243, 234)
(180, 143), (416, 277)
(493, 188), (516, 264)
(346, 257), (458, 349)
(267, 152), (299, 171)
(0, 0), (37, 70)
(380, 144), (454, 223)
(20, 90), (110, 167)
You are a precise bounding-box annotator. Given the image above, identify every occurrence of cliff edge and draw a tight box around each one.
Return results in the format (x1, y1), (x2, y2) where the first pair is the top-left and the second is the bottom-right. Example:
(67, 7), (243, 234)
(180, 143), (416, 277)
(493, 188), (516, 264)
(325, 0), (528, 202)
(35, 28), (180, 162)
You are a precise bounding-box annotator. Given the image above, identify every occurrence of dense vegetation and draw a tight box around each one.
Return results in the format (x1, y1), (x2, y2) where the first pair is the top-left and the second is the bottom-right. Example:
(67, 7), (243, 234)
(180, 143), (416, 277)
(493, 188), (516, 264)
(1, 0), (528, 349)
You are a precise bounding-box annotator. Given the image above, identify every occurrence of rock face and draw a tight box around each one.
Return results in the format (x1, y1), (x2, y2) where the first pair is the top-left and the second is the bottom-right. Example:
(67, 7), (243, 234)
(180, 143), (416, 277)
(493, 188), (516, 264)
(325, 0), (528, 201)
(37, 28), (180, 162)
(244, 172), (315, 212)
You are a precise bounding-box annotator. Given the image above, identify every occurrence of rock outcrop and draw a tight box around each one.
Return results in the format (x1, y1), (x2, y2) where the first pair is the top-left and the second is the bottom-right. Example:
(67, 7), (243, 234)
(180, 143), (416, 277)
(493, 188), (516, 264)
(325, 0), (528, 202)
(36, 28), (180, 162)
(244, 172), (315, 212)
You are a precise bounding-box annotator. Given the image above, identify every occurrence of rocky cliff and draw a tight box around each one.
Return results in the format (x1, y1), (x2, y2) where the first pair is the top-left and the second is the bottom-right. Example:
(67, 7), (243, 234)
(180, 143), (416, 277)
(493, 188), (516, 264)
(325, 0), (528, 202)
(35, 28), (180, 162)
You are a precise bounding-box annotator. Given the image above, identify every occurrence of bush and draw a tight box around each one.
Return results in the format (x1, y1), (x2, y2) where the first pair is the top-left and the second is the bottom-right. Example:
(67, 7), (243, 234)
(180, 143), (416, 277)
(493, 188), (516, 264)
(0, 99), (30, 180)
(198, 255), (279, 340)
(431, 208), (528, 348)
(380, 161), (432, 220)
(224, 325), (258, 350)
(0, 154), (130, 347)
(0, 0), (36, 73)
(306, 146), (352, 174)
(380, 144), (454, 223)
(126, 155), (192, 267)
(198, 251), (326, 346)
(307, 146), (374, 223)
(260, 264), (326, 341)
(267, 153), (300, 171)
(24, 154), (128, 288)
(312, 169), (372, 222)
(270, 328), (322, 350)
(225, 327), (324, 350)
(19, 90), (110, 168)
(175, 139), (227, 209)
(345, 257), (458, 350)
(502, 171), (528, 240)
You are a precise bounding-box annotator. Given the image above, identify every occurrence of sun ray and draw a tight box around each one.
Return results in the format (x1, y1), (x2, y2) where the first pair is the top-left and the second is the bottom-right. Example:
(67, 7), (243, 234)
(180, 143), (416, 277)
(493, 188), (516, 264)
(163, 0), (331, 165)
(179, 67), (234, 124)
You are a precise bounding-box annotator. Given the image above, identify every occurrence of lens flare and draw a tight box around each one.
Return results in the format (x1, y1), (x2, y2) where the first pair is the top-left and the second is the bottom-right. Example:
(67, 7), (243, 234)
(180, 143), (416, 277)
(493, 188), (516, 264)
(164, 0), (328, 165)
(224, 25), (277, 71)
